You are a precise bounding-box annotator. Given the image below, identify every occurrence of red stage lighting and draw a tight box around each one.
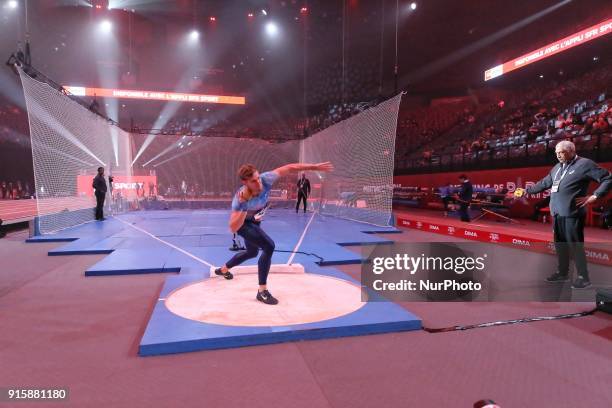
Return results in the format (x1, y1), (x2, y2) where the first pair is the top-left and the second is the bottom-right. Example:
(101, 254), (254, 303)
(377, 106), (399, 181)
(300, 7), (308, 14)
(209, 16), (216, 22)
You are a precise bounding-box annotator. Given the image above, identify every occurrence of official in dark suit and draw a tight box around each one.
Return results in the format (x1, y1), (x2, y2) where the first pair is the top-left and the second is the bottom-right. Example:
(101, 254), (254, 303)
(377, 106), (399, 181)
(92, 167), (108, 221)
(457, 174), (473, 222)
(296, 173), (311, 213)
(515, 141), (611, 289)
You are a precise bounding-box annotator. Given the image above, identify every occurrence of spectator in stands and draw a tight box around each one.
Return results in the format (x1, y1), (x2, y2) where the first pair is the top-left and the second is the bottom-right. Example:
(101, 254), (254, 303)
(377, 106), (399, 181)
(580, 117), (595, 135)
(593, 114), (609, 133)
(470, 139), (482, 153)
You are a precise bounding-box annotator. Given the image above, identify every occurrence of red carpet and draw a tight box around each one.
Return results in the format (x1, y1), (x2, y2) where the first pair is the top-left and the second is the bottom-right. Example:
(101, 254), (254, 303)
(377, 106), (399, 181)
(1, 229), (611, 407)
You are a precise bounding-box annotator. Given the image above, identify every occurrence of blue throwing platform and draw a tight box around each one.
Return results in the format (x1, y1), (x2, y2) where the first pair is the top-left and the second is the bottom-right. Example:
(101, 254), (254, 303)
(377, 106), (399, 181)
(139, 260), (421, 356)
(28, 209), (421, 353)
(28, 210), (399, 275)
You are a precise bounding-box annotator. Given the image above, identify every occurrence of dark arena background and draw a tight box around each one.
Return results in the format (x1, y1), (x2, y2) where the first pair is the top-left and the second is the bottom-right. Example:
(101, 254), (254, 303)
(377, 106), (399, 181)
(1, 1), (611, 407)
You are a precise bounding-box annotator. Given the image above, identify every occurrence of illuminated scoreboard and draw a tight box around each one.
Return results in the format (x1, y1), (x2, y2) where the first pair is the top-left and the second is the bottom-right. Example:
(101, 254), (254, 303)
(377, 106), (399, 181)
(484, 18), (612, 81)
(64, 86), (246, 105)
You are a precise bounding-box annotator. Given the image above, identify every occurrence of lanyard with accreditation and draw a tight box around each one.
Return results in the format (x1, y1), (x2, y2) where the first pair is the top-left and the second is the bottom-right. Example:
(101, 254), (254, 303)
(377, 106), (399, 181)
(551, 156), (578, 193)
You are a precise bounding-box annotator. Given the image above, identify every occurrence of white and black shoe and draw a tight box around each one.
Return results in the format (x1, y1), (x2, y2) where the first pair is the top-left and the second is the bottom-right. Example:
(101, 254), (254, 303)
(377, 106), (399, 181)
(214, 268), (233, 280)
(256, 289), (278, 305)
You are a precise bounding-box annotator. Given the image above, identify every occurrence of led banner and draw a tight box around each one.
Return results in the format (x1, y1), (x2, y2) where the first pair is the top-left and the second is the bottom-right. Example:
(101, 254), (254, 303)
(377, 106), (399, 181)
(77, 175), (158, 198)
(64, 86), (246, 105)
(484, 18), (612, 81)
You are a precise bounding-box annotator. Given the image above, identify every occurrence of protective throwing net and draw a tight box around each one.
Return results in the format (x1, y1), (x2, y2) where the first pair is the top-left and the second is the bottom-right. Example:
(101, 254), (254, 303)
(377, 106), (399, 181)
(133, 135), (300, 201)
(18, 67), (132, 234)
(300, 93), (402, 226)
(20, 64), (401, 233)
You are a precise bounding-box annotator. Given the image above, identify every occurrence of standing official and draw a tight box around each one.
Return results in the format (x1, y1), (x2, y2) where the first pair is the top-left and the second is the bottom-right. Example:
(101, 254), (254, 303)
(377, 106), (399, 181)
(296, 173), (311, 213)
(515, 141), (611, 288)
(92, 167), (107, 221)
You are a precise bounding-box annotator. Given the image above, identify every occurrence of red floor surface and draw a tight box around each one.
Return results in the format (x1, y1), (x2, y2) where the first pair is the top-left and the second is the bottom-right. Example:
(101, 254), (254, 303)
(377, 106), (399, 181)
(0, 198), (93, 224)
(1, 228), (611, 408)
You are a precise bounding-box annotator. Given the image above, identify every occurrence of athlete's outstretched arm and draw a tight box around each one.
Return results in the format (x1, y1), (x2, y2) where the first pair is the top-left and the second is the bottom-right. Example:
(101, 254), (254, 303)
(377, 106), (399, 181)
(273, 162), (334, 178)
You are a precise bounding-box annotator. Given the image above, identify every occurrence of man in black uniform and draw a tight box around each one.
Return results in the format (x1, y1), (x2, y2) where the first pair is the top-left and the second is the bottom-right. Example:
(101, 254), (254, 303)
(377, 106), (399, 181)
(92, 167), (107, 221)
(457, 174), (473, 222)
(515, 141), (611, 289)
(296, 172), (311, 213)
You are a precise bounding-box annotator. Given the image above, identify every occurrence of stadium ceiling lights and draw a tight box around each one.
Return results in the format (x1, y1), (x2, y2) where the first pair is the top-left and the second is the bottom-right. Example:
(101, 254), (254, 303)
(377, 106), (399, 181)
(100, 20), (112, 33)
(265, 22), (278, 37)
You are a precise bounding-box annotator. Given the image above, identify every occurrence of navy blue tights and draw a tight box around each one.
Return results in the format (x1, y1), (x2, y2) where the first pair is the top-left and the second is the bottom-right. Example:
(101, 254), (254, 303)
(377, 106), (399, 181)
(225, 221), (275, 285)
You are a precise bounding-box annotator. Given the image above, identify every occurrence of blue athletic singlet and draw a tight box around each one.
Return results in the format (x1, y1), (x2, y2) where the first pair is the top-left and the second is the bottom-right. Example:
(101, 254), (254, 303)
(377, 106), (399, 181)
(231, 171), (279, 217)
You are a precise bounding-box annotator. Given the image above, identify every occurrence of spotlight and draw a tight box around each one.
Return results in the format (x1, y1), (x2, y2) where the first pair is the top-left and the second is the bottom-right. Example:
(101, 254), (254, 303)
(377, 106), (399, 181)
(100, 20), (112, 33)
(209, 16), (216, 22)
(410, 2), (417, 10)
(7, 0), (18, 9)
(248, 12), (254, 18)
(300, 7), (308, 14)
(265, 22), (278, 36)
(261, 9), (267, 16)
(189, 30), (200, 40)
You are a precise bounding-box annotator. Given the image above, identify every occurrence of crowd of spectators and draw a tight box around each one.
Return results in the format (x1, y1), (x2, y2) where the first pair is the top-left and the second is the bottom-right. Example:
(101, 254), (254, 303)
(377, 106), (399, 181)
(395, 102), (478, 164)
(132, 112), (306, 142)
(138, 97), (387, 142)
(5, 61), (611, 193)
(397, 63), (612, 169)
(304, 101), (370, 135)
(0, 180), (32, 200)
